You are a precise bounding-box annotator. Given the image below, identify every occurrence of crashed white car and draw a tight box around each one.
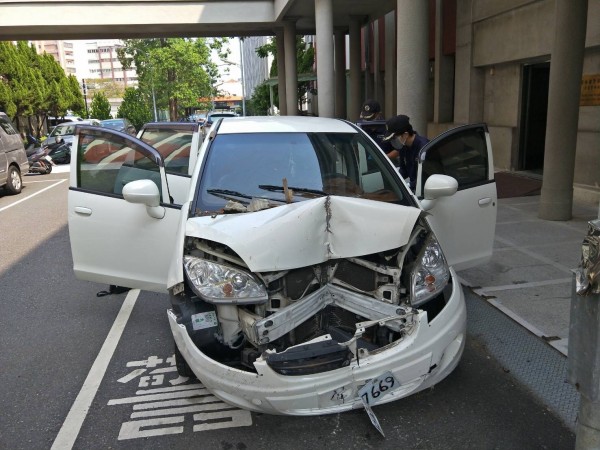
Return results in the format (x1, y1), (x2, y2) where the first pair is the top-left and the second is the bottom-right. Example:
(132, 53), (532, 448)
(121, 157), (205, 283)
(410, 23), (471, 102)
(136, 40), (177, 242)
(68, 117), (496, 415)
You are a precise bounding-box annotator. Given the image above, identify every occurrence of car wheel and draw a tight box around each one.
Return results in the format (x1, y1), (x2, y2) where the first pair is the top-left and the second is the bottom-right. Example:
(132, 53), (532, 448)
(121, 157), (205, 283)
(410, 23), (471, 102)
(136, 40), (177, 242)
(174, 343), (195, 379)
(5, 166), (22, 194)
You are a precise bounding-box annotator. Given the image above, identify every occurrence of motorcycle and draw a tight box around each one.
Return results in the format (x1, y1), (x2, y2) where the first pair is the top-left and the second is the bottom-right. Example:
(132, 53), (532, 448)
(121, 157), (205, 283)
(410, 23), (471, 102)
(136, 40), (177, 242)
(27, 145), (53, 174)
(45, 139), (72, 165)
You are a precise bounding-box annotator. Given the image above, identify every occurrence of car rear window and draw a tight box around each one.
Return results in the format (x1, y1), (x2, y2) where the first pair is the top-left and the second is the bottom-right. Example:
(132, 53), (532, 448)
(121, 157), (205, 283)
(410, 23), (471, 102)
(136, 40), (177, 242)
(139, 128), (193, 175)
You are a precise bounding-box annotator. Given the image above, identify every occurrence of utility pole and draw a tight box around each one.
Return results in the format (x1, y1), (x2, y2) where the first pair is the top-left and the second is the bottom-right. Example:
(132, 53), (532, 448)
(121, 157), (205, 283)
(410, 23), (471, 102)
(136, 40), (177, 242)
(239, 38), (246, 116)
(569, 219), (600, 449)
(82, 79), (89, 118)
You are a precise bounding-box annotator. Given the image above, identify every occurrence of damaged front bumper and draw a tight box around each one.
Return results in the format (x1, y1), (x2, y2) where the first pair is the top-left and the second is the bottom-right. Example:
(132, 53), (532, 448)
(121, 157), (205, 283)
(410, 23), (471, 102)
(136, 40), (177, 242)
(168, 268), (466, 415)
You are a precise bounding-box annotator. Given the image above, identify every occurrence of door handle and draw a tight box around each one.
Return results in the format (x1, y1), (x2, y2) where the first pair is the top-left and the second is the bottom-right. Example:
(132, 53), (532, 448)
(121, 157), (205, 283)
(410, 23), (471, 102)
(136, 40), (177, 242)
(478, 197), (492, 206)
(74, 206), (92, 216)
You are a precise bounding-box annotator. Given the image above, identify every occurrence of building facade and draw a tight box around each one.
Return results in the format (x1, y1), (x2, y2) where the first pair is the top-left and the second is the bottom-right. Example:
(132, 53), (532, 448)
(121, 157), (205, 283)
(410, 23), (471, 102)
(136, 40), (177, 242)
(84, 40), (137, 86)
(32, 40), (76, 75)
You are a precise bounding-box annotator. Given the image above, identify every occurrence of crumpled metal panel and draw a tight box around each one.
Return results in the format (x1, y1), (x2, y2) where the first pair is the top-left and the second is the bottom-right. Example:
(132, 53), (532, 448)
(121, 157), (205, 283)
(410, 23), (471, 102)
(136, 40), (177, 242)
(186, 196), (421, 272)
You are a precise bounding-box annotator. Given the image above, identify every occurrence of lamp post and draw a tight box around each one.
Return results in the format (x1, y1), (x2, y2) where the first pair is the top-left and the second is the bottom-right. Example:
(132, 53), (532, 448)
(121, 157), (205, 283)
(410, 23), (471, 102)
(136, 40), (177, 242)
(221, 38), (246, 116)
(239, 38), (246, 116)
(82, 79), (89, 118)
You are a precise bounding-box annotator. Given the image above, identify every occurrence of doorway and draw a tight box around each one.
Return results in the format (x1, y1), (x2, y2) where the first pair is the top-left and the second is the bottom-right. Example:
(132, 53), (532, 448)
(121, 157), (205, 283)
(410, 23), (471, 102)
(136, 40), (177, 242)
(519, 63), (550, 172)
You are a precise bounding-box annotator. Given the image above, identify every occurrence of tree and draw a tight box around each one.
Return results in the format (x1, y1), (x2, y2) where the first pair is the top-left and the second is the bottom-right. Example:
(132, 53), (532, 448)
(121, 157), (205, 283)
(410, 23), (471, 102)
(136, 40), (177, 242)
(0, 41), (85, 136)
(255, 36), (315, 112)
(89, 92), (112, 119)
(117, 87), (152, 130)
(118, 38), (229, 121)
(248, 81), (272, 116)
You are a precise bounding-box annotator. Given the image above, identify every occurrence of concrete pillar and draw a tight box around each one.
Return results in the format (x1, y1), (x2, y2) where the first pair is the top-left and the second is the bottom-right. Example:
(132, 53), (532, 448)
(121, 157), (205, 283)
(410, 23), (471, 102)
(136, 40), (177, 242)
(315, 0), (335, 118)
(396, 0), (429, 134)
(334, 29), (347, 119)
(348, 17), (362, 122)
(434, 0), (454, 123)
(275, 28), (287, 116)
(373, 20), (383, 106)
(454, 0), (484, 124)
(539, 0), (588, 221)
(284, 21), (298, 115)
(384, 11), (396, 119)
(364, 23), (373, 100)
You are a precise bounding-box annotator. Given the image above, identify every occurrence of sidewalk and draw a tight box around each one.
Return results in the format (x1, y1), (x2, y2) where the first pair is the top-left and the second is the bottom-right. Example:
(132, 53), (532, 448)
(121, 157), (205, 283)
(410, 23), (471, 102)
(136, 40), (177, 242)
(458, 194), (599, 356)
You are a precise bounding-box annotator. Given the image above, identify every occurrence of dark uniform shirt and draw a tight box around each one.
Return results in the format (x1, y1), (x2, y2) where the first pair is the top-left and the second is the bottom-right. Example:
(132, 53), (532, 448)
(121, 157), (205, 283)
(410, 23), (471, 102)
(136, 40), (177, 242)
(399, 133), (429, 191)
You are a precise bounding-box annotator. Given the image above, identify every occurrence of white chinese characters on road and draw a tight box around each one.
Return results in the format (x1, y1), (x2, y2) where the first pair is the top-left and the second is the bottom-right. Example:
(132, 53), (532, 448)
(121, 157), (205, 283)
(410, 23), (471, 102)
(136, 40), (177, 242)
(108, 354), (252, 440)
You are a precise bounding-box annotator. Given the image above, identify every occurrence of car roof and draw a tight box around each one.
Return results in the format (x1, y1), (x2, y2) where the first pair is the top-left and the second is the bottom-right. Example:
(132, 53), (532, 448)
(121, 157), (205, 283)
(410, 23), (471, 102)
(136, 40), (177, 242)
(140, 122), (200, 132)
(215, 116), (357, 134)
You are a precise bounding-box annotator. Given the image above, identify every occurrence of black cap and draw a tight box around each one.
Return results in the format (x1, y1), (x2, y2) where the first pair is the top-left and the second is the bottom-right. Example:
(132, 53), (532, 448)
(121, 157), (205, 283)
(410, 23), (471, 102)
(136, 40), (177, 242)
(382, 115), (412, 141)
(360, 99), (382, 120)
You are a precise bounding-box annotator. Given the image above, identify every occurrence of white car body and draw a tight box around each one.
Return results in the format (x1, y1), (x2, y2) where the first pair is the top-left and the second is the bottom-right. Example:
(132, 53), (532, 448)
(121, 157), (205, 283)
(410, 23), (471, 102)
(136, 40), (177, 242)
(68, 116), (496, 415)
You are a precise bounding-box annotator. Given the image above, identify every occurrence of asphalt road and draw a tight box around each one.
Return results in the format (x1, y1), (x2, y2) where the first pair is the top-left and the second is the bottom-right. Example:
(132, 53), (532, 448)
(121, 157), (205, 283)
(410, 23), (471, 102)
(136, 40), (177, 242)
(0, 167), (575, 450)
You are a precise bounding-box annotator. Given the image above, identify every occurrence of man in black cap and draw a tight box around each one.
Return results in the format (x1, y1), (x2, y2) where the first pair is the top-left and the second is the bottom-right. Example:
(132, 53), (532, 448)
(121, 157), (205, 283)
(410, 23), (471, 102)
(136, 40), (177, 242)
(382, 115), (429, 191)
(359, 99), (383, 121)
(357, 99), (392, 154)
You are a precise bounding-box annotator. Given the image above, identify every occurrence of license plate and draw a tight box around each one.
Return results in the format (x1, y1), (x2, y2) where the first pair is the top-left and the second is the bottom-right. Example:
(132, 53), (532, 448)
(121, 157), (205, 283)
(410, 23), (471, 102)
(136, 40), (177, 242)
(358, 371), (399, 406)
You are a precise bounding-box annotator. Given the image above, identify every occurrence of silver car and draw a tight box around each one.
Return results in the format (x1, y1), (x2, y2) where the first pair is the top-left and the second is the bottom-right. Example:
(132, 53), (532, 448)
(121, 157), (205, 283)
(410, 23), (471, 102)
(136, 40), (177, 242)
(0, 112), (29, 195)
(44, 119), (101, 147)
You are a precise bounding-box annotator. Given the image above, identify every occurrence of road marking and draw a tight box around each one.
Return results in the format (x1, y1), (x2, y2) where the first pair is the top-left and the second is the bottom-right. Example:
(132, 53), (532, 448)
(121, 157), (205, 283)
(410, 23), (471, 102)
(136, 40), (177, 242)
(0, 179), (66, 213)
(51, 289), (140, 450)
(108, 354), (252, 440)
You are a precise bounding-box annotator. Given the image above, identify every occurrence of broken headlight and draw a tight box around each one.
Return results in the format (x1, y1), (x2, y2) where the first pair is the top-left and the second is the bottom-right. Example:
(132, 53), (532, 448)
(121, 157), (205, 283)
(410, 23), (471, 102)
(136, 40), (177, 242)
(183, 256), (268, 304)
(410, 235), (449, 307)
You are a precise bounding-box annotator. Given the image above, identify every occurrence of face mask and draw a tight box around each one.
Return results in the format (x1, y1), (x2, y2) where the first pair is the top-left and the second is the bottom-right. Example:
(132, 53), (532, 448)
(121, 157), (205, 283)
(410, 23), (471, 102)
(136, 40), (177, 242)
(391, 134), (407, 150)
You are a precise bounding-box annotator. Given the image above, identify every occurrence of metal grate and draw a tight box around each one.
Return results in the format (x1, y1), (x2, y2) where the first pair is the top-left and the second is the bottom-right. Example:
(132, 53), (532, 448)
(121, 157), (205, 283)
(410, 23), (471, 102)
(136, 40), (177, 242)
(465, 287), (579, 430)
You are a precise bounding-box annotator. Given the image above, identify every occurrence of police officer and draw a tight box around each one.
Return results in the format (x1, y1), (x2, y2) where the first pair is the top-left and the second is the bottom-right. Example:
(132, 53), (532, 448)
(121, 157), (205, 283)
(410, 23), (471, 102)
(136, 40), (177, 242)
(382, 115), (429, 192)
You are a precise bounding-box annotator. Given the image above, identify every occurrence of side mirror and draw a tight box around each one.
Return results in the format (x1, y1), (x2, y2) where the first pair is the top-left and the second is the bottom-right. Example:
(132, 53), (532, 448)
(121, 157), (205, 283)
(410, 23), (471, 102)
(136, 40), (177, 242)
(122, 179), (165, 219)
(420, 174), (458, 211)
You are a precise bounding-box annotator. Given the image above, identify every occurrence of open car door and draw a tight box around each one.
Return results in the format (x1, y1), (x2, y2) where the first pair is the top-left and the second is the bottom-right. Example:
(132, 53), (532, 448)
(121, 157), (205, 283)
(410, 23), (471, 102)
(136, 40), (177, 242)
(416, 124), (497, 271)
(68, 126), (184, 293)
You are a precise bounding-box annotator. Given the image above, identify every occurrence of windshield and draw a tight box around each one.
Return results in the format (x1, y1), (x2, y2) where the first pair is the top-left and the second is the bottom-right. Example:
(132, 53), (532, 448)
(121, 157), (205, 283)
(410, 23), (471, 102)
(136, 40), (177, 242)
(101, 120), (125, 130)
(50, 124), (76, 137)
(193, 131), (409, 215)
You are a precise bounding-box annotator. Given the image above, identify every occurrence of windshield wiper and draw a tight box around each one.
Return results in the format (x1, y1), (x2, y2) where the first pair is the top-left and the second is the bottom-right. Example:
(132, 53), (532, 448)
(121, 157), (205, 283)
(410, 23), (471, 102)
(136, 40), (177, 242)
(206, 188), (252, 204)
(258, 184), (329, 197)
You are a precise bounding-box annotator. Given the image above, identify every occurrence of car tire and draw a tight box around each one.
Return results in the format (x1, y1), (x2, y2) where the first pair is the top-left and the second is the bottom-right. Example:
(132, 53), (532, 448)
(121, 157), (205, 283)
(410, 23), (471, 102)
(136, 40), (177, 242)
(174, 343), (195, 379)
(5, 166), (22, 195)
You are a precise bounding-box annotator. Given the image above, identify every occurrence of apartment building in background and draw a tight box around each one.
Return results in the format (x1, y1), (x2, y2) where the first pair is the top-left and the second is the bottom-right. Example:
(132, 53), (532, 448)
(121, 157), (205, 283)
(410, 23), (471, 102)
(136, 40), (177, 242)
(32, 40), (76, 75)
(84, 40), (137, 86)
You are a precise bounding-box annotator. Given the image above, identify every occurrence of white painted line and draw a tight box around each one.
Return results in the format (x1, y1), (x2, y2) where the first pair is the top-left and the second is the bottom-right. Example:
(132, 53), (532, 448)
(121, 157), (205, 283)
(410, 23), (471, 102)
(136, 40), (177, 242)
(0, 179), (66, 213)
(51, 289), (140, 450)
(131, 402), (233, 419)
(108, 389), (207, 406)
(132, 395), (220, 411)
(135, 383), (204, 395)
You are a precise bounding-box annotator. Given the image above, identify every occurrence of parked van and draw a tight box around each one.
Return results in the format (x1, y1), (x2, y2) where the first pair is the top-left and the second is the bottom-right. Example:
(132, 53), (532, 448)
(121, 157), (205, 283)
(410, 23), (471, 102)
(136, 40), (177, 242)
(0, 112), (29, 195)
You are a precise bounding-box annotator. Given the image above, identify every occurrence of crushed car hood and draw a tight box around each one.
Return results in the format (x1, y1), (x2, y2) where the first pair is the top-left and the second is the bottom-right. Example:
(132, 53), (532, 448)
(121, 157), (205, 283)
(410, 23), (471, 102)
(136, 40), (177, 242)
(186, 196), (422, 272)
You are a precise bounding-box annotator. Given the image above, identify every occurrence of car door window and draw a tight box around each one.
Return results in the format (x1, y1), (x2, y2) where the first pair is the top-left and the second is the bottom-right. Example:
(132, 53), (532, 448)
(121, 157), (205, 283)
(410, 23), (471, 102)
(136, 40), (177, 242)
(420, 126), (489, 191)
(0, 116), (18, 135)
(76, 128), (162, 197)
(139, 128), (193, 175)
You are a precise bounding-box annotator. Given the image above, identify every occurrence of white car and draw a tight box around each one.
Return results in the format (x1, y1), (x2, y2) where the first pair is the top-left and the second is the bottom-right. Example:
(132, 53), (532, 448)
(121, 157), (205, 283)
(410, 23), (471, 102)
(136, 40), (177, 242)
(68, 116), (496, 415)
